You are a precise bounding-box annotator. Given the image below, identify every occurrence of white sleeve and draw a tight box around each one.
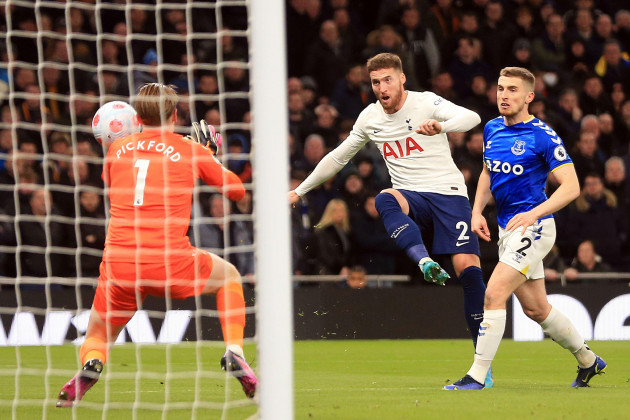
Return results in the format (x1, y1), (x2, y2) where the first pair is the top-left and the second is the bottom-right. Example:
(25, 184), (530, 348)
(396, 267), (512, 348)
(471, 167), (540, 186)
(294, 129), (370, 197)
(429, 93), (481, 133)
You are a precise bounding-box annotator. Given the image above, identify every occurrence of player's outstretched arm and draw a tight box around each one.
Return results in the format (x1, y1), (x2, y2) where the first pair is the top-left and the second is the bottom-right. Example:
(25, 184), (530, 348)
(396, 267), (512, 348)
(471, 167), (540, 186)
(424, 98), (481, 134)
(471, 167), (493, 242)
(293, 131), (368, 198)
(191, 121), (245, 202)
(415, 119), (442, 136)
(505, 164), (580, 234)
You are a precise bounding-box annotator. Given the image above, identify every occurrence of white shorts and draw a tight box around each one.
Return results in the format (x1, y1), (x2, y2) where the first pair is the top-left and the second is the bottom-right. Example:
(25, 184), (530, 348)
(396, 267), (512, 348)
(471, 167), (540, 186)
(497, 218), (556, 280)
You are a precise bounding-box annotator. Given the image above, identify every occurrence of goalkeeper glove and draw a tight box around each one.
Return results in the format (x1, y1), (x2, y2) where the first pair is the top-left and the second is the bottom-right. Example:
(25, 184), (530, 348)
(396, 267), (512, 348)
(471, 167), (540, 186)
(191, 120), (223, 154)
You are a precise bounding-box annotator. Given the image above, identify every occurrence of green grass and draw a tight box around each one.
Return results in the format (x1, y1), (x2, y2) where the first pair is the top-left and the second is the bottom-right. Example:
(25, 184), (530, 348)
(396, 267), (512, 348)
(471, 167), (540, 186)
(0, 340), (628, 419)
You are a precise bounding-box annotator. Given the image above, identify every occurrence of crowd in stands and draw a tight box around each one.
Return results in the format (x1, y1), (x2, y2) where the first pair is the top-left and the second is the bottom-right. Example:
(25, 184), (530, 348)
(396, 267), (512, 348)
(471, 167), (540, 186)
(0, 0), (629, 287)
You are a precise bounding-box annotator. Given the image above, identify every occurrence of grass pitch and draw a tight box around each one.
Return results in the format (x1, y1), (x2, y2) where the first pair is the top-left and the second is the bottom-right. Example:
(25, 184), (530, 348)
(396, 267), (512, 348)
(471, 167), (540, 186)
(0, 339), (628, 419)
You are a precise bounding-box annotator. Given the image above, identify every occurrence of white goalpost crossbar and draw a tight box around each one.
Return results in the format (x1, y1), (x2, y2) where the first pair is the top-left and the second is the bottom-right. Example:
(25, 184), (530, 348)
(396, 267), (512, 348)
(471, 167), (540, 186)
(250, 0), (294, 419)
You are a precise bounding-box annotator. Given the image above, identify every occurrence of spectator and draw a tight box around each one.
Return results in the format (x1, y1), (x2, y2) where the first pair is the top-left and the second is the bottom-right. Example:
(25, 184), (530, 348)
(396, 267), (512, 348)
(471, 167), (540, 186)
(597, 112), (624, 157)
(75, 189), (106, 278)
(42, 65), (70, 124)
(330, 63), (373, 121)
(442, 10), (479, 66)
(312, 103), (340, 149)
(478, 0), (517, 73)
(19, 84), (52, 128)
(195, 73), (219, 121)
(579, 73), (615, 115)
(531, 13), (566, 72)
(454, 127), (484, 198)
(513, 6), (538, 41)
(615, 9), (630, 52)
(342, 265), (369, 289)
(0, 129), (11, 172)
(555, 89), (583, 147)
(16, 188), (72, 286)
(350, 193), (398, 275)
(566, 8), (599, 67)
(431, 70), (457, 101)
(429, 0), (460, 46)
(571, 130), (605, 183)
(300, 134), (327, 173)
(339, 171), (365, 216)
(449, 36), (491, 99)
(133, 48), (159, 92)
(362, 25), (407, 77)
(226, 133), (252, 184)
(543, 245), (567, 282)
(564, 240), (612, 282)
(593, 13), (615, 55)
(332, 7), (364, 64)
(507, 38), (534, 70)
(594, 39), (630, 94)
(289, 173), (314, 275)
(396, 7), (440, 90)
(313, 198), (351, 275)
(604, 156), (630, 211)
(288, 92), (315, 144)
(304, 20), (348, 98)
(354, 153), (388, 193)
(300, 76), (319, 111)
(564, 173), (625, 268)
(47, 131), (71, 184)
(462, 75), (495, 123)
(289, 132), (307, 176)
(230, 190), (255, 278)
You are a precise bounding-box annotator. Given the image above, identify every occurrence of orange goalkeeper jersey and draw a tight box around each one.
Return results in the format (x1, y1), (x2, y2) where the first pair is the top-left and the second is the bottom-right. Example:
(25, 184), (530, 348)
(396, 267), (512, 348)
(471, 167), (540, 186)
(102, 129), (245, 263)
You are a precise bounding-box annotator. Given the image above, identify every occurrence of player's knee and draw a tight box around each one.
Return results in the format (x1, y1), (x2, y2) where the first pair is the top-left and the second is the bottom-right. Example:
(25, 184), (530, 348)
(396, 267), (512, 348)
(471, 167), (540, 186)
(224, 262), (242, 285)
(483, 287), (506, 308)
(375, 192), (400, 215)
(522, 306), (547, 323)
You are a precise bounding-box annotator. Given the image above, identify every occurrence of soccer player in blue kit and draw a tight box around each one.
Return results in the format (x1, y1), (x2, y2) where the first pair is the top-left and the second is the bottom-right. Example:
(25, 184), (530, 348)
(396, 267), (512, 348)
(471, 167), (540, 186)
(444, 67), (606, 390)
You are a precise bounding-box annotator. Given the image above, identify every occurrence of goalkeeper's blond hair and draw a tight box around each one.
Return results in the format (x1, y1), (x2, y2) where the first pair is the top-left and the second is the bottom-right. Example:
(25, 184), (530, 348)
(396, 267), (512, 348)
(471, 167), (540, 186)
(135, 83), (178, 127)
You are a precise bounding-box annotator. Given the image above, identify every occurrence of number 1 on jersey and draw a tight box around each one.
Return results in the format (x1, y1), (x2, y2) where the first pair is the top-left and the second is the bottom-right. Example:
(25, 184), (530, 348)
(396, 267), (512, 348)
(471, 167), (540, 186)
(134, 159), (150, 206)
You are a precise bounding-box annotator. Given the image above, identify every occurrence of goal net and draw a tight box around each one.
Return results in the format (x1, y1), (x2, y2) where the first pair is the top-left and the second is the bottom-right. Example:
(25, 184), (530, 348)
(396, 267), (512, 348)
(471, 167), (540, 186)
(0, 0), (292, 418)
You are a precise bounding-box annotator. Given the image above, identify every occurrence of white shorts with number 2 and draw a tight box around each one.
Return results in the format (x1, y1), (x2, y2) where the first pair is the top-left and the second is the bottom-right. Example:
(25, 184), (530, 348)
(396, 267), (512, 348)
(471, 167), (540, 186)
(497, 218), (556, 280)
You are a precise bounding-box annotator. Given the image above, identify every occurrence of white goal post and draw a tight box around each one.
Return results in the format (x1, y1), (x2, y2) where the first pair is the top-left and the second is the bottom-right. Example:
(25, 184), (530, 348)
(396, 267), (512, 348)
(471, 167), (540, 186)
(251, 0), (294, 419)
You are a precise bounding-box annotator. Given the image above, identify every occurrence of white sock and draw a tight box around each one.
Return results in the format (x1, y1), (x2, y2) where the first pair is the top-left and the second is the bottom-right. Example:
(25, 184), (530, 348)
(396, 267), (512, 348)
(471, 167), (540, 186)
(467, 309), (506, 384)
(539, 306), (595, 368)
(227, 344), (244, 359)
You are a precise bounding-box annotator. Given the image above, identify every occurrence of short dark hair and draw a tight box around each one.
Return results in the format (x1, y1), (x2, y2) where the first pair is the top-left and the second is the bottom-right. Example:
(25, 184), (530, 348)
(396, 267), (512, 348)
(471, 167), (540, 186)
(367, 53), (402, 73)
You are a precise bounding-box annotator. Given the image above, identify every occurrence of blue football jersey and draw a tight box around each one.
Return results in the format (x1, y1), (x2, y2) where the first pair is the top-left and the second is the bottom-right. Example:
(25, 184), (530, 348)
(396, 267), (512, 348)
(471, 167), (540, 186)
(483, 116), (573, 228)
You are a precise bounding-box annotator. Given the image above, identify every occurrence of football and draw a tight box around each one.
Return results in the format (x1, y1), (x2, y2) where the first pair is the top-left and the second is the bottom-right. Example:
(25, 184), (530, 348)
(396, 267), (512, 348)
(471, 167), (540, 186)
(92, 101), (141, 145)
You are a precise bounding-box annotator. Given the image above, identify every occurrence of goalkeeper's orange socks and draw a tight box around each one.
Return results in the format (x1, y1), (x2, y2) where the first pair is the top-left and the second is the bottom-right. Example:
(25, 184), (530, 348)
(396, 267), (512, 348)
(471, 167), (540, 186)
(217, 280), (246, 351)
(80, 336), (108, 366)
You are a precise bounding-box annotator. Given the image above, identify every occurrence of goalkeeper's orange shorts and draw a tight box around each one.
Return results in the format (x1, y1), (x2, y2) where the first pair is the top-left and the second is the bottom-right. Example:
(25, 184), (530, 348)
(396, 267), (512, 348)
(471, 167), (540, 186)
(93, 248), (213, 325)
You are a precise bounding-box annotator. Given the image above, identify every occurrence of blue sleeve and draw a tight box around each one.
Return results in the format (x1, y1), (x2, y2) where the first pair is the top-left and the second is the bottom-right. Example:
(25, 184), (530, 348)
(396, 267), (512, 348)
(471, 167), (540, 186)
(534, 126), (572, 171)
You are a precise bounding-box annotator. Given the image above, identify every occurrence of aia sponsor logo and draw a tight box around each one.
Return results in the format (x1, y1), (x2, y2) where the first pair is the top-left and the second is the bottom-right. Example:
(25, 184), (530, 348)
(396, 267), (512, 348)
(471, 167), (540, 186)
(383, 137), (423, 159)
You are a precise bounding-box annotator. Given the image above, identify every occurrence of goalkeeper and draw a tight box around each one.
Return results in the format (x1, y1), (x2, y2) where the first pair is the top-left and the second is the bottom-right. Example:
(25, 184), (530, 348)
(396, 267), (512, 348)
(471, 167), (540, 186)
(57, 83), (257, 407)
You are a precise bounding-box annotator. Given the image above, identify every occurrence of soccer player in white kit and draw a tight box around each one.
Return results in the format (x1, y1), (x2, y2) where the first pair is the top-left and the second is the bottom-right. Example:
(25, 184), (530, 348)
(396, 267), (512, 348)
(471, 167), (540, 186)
(444, 67), (606, 390)
(289, 53), (493, 385)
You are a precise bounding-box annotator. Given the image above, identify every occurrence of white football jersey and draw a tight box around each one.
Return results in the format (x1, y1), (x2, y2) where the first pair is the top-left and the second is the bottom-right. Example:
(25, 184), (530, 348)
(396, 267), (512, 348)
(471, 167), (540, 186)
(295, 91), (480, 198)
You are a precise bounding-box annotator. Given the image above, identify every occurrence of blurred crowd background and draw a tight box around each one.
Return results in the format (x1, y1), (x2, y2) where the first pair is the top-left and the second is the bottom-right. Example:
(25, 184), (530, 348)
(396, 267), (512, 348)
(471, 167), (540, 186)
(0, 0), (629, 288)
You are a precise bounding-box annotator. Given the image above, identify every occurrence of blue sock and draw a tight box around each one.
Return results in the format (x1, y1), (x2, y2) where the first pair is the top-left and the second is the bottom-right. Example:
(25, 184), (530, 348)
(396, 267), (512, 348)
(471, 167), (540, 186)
(375, 192), (428, 263)
(459, 266), (486, 346)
